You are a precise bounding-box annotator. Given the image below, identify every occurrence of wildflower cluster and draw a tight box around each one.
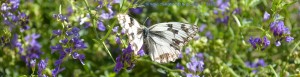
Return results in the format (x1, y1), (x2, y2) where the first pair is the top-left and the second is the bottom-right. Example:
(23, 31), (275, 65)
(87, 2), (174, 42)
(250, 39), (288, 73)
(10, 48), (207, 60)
(213, 0), (230, 25)
(50, 27), (86, 76)
(269, 20), (294, 46)
(1, 0), (29, 49)
(248, 36), (270, 50)
(114, 44), (136, 73)
(176, 48), (205, 77)
(249, 12), (293, 49)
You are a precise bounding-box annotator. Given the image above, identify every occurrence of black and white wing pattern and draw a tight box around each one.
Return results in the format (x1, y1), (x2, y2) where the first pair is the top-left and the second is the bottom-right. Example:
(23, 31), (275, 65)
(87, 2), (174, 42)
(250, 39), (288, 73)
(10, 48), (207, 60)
(117, 14), (144, 55)
(117, 14), (198, 63)
(145, 22), (198, 63)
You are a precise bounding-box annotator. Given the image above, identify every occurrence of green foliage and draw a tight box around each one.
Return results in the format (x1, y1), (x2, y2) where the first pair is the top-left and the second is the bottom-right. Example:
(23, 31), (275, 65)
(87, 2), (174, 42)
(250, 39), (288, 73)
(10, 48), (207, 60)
(0, 0), (300, 77)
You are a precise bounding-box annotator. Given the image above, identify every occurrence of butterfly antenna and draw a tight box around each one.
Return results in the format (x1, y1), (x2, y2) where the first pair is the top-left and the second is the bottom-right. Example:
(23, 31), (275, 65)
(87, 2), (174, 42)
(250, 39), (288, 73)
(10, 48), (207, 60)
(143, 17), (149, 26)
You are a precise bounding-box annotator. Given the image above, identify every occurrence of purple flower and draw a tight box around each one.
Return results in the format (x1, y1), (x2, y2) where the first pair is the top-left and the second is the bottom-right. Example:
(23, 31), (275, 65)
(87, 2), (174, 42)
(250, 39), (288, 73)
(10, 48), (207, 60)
(71, 37), (87, 49)
(262, 36), (270, 50)
(196, 53), (204, 60)
(205, 31), (213, 39)
(52, 67), (65, 77)
(115, 36), (121, 44)
(50, 44), (63, 54)
(176, 63), (184, 70)
(129, 7), (143, 14)
(38, 59), (48, 76)
(245, 59), (267, 73)
(30, 59), (36, 68)
(112, 26), (119, 33)
(67, 6), (73, 16)
(185, 48), (191, 54)
(72, 52), (85, 65)
(263, 11), (270, 21)
(270, 21), (289, 36)
(11, 34), (23, 53)
(113, 0), (120, 3)
(59, 38), (68, 44)
(286, 36), (294, 43)
(186, 60), (204, 73)
(1, 3), (11, 11)
(257, 59), (266, 67)
(25, 34), (41, 48)
(10, 0), (20, 10)
(71, 27), (80, 37)
(232, 8), (241, 14)
(100, 4), (114, 19)
(52, 30), (62, 35)
(249, 36), (270, 50)
(53, 14), (68, 22)
(199, 24), (206, 32)
(215, 0), (229, 13)
(178, 54), (183, 59)
(84, 22), (91, 28)
(186, 73), (200, 77)
(114, 56), (123, 73)
(216, 16), (229, 24)
(97, 21), (106, 31)
(138, 49), (145, 56)
(121, 29), (126, 35)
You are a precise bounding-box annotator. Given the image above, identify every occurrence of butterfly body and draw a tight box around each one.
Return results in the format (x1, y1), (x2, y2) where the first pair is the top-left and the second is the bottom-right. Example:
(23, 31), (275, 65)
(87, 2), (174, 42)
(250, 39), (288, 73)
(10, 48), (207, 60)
(117, 14), (198, 63)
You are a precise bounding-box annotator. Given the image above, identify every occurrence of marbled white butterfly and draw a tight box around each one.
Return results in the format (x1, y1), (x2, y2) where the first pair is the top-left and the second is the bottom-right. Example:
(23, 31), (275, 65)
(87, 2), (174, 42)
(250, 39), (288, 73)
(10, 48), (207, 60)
(117, 14), (198, 63)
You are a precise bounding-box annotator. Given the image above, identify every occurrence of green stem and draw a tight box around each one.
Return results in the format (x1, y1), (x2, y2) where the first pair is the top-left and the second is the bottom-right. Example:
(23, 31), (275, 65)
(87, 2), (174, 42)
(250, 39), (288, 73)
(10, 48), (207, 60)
(100, 19), (117, 43)
(269, 65), (279, 77)
(102, 42), (116, 63)
(83, 0), (116, 64)
(291, 40), (300, 54)
(223, 64), (240, 77)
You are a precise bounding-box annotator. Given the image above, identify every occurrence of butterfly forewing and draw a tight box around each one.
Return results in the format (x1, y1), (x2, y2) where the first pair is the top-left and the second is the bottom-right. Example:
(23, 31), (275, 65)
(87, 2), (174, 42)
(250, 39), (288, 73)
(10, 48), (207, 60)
(117, 14), (144, 55)
(147, 22), (198, 63)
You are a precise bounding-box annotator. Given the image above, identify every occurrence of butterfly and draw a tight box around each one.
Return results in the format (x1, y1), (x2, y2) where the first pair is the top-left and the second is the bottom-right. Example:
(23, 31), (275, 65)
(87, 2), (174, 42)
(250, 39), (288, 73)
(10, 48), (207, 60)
(117, 14), (198, 63)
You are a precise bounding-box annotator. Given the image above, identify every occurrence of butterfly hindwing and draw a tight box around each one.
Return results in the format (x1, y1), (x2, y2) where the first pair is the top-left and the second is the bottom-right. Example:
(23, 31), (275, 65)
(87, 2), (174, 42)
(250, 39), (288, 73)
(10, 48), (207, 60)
(147, 22), (198, 63)
(145, 34), (180, 63)
(117, 14), (143, 55)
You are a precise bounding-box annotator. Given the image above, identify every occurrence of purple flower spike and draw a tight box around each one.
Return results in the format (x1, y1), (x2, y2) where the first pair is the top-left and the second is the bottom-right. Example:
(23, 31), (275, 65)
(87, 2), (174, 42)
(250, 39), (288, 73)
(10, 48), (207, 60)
(38, 59), (48, 76)
(114, 44), (135, 73)
(114, 56), (123, 73)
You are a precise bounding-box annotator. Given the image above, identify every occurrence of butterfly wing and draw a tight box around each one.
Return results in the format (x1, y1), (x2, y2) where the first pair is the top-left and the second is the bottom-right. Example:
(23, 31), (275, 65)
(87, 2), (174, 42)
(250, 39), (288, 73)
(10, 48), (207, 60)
(117, 14), (144, 54)
(146, 22), (198, 63)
